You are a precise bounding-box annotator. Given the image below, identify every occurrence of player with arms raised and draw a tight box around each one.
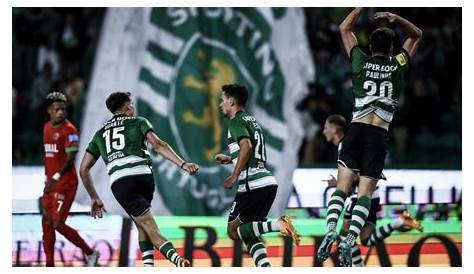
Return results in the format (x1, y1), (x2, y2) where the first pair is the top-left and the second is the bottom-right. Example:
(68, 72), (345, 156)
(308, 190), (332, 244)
(317, 8), (422, 266)
(42, 92), (99, 267)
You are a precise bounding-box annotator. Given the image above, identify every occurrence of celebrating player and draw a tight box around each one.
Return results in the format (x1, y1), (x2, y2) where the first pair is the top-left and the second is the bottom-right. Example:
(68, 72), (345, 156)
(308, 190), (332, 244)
(321, 114), (423, 266)
(215, 84), (300, 267)
(317, 8), (422, 266)
(79, 92), (199, 267)
(42, 92), (99, 267)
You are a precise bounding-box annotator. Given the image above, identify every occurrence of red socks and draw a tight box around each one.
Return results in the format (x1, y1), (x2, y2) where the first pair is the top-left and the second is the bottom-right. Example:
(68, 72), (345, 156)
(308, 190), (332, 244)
(42, 222), (56, 267)
(56, 223), (93, 255)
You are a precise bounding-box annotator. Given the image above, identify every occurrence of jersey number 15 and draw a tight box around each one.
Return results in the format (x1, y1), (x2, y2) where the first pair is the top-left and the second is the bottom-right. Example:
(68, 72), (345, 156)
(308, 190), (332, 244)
(103, 127), (125, 153)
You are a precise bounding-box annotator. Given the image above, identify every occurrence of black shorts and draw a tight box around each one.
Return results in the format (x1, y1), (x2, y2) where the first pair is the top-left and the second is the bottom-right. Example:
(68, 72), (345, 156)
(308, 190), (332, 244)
(228, 185), (278, 224)
(344, 196), (381, 224)
(338, 122), (389, 179)
(111, 174), (155, 217)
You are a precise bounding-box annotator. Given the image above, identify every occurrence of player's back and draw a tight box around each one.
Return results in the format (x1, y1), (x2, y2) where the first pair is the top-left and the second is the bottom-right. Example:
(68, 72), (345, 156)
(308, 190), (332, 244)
(86, 114), (153, 184)
(350, 46), (410, 123)
(227, 111), (276, 193)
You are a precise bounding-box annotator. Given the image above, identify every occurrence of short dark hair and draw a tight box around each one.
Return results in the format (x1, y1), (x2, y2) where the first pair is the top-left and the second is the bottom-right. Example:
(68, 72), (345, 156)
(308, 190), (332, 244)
(106, 92), (131, 113)
(326, 114), (346, 130)
(370, 27), (395, 55)
(45, 92), (67, 107)
(222, 84), (248, 107)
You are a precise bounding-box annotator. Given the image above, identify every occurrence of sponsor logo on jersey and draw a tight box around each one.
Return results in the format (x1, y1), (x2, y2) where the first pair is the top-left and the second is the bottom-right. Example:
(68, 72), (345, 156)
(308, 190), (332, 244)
(53, 132), (60, 141)
(44, 144), (59, 153)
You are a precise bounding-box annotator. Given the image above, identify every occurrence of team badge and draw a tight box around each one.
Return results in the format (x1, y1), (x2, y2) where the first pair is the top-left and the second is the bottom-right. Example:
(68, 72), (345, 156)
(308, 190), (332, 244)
(136, 8), (287, 215)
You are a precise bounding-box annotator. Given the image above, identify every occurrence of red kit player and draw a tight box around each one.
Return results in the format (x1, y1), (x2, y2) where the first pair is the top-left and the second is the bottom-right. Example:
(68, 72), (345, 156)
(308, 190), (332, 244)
(42, 92), (99, 266)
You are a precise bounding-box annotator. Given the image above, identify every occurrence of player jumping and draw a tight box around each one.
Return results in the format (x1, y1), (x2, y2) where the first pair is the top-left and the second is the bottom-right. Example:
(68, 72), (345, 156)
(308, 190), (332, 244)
(317, 8), (422, 266)
(321, 114), (423, 266)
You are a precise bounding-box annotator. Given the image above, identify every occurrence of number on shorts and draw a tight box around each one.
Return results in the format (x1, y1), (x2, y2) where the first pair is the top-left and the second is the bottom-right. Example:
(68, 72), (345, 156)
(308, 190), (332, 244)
(230, 202), (236, 213)
(56, 200), (64, 213)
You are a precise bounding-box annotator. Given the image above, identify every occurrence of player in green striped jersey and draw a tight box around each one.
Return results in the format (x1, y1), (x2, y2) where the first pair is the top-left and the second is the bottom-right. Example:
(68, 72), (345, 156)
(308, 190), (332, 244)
(215, 84), (300, 267)
(79, 92), (199, 267)
(317, 8), (422, 267)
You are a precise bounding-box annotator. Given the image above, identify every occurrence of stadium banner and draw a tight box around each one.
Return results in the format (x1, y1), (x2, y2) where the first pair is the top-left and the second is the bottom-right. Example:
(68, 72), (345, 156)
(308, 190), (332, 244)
(290, 169), (462, 208)
(77, 8), (315, 216)
(12, 167), (462, 213)
(12, 215), (125, 267)
(12, 215), (461, 267)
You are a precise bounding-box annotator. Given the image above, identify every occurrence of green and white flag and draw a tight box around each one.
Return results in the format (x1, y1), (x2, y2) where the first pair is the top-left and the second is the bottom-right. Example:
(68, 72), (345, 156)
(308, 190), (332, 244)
(77, 7), (314, 216)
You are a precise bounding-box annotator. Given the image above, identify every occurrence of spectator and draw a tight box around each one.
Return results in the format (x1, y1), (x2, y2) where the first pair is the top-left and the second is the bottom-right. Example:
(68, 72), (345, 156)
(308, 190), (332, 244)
(37, 34), (61, 77)
(30, 62), (55, 111)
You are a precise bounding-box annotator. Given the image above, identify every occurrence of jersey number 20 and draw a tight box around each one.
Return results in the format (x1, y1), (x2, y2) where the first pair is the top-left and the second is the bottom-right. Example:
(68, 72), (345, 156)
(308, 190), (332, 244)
(103, 127), (125, 153)
(363, 80), (393, 99)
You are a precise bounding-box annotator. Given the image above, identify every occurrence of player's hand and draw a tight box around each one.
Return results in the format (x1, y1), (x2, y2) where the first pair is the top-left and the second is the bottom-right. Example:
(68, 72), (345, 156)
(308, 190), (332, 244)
(374, 12), (398, 23)
(215, 153), (232, 165)
(91, 198), (106, 219)
(224, 174), (238, 189)
(321, 174), (337, 187)
(43, 179), (55, 194)
(182, 162), (199, 175)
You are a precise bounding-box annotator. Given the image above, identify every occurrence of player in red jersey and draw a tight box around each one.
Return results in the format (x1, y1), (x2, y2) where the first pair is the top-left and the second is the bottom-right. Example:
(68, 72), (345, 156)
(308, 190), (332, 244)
(42, 92), (99, 267)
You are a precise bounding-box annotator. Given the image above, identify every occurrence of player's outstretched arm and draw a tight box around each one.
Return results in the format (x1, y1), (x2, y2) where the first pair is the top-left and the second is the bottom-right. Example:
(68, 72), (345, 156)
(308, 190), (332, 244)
(339, 7), (364, 57)
(79, 152), (105, 218)
(374, 11), (422, 57)
(146, 131), (199, 175)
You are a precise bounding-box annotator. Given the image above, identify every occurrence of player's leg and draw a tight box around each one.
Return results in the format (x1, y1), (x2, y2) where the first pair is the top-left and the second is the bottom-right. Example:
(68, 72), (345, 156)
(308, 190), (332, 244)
(132, 210), (189, 267)
(361, 211), (423, 247)
(227, 218), (271, 267)
(235, 216), (300, 245)
(327, 167), (355, 231)
(339, 198), (365, 267)
(352, 197), (378, 266)
(233, 186), (300, 245)
(52, 187), (97, 266)
(318, 166), (356, 263)
(339, 195), (355, 240)
(338, 176), (376, 267)
(113, 175), (189, 267)
(41, 194), (56, 267)
(338, 124), (389, 266)
(227, 186), (278, 266)
(136, 223), (154, 267)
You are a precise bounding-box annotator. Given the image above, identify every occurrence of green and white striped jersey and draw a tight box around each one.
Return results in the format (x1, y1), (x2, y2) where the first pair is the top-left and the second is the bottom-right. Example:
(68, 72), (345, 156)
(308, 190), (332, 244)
(350, 46), (410, 123)
(227, 111), (277, 193)
(86, 114), (154, 184)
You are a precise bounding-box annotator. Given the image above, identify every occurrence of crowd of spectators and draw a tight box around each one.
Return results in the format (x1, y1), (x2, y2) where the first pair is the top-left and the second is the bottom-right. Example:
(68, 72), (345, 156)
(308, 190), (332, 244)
(299, 7), (461, 169)
(12, 8), (461, 169)
(12, 8), (105, 164)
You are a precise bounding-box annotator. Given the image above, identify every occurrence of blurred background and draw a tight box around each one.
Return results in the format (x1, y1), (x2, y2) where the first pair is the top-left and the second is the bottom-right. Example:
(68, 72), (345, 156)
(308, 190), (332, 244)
(12, 7), (461, 267)
(12, 7), (461, 169)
